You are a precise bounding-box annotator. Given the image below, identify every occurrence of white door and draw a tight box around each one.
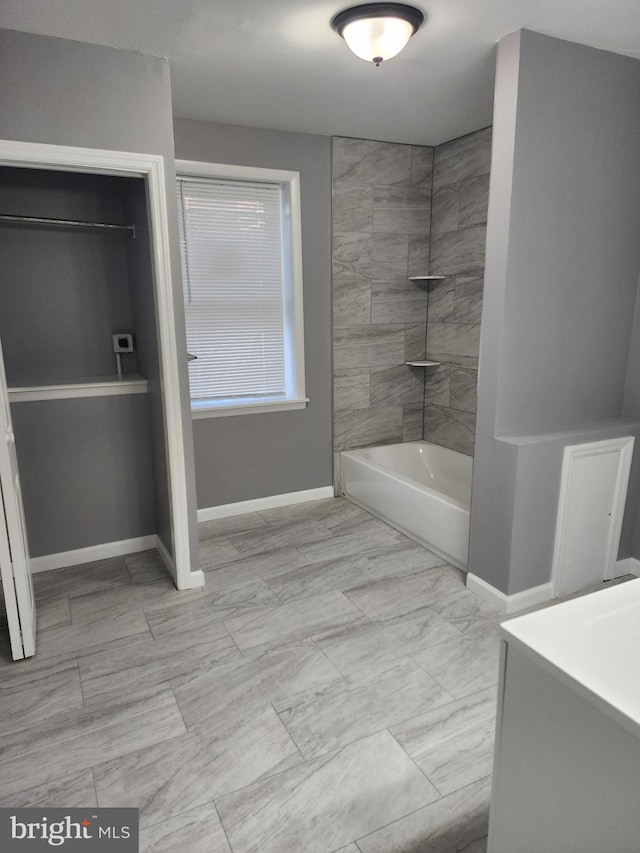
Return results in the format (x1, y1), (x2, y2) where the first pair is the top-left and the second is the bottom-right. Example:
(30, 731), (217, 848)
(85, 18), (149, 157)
(0, 339), (36, 659)
(552, 437), (634, 598)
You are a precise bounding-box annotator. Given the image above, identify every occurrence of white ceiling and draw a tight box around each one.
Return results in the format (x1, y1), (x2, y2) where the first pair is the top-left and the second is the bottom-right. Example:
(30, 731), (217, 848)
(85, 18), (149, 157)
(2, 0), (640, 146)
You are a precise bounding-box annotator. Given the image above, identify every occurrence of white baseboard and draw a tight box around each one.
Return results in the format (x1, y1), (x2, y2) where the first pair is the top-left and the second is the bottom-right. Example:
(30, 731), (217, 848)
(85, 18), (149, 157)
(614, 557), (640, 577)
(466, 572), (555, 615)
(197, 486), (334, 522)
(155, 534), (205, 590)
(30, 535), (158, 574)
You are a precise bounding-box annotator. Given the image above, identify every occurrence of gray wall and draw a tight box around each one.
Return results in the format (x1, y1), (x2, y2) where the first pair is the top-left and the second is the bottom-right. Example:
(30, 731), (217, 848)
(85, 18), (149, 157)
(470, 30), (640, 595)
(0, 28), (199, 567)
(173, 118), (333, 508)
(332, 136), (433, 471)
(13, 396), (156, 557)
(424, 128), (491, 455)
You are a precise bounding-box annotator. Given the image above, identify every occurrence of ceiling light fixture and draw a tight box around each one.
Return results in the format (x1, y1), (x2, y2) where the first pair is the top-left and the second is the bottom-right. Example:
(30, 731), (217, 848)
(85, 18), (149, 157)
(331, 3), (424, 67)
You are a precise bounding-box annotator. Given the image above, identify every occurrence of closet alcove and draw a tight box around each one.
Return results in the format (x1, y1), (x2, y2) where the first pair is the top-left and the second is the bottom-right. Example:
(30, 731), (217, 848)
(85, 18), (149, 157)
(0, 165), (161, 564)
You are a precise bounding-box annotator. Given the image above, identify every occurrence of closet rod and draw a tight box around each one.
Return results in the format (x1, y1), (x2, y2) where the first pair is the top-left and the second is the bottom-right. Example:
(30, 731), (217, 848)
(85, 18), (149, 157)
(0, 213), (136, 238)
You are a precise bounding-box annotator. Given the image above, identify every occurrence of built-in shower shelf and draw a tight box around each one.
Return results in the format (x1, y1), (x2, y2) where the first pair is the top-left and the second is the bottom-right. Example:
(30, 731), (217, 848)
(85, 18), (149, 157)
(405, 360), (441, 368)
(409, 275), (446, 287)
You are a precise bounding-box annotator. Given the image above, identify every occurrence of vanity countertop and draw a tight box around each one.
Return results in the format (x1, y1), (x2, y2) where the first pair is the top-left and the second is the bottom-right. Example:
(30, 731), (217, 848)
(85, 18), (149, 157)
(500, 577), (640, 739)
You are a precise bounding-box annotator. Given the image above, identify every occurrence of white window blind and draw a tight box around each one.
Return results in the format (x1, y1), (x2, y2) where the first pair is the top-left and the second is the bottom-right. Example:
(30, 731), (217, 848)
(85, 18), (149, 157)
(177, 176), (290, 405)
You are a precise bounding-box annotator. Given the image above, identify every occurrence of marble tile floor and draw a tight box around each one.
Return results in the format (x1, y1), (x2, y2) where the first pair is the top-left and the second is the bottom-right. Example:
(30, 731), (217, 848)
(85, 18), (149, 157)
(0, 497), (631, 853)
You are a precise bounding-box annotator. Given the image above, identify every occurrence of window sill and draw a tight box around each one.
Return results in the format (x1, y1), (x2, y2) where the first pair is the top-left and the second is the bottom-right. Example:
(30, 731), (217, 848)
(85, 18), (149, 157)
(191, 397), (309, 419)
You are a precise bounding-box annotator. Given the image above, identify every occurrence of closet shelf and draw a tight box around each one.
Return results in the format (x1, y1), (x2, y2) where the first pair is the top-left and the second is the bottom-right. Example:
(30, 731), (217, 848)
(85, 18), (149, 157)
(0, 213), (136, 237)
(8, 374), (148, 403)
(405, 360), (441, 368)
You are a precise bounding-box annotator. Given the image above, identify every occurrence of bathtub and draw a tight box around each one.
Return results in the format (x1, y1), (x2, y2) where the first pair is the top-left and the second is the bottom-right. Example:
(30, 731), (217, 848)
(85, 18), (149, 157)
(341, 441), (472, 569)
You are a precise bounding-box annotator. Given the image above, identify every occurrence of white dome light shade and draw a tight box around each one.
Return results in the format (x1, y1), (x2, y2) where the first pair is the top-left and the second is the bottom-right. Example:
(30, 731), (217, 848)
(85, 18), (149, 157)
(342, 17), (414, 63)
(331, 3), (424, 66)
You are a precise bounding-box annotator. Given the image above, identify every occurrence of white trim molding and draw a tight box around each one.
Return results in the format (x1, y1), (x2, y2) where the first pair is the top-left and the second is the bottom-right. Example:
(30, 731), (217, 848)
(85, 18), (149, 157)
(198, 486), (334, 522)
(0, 139), (197, 592)
(30, 535), (158, 574)
(466, 572), (555, 616)
(156, 534), (205, 589)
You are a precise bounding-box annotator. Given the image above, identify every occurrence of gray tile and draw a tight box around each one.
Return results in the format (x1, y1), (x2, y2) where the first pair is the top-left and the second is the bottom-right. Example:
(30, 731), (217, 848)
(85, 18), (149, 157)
(407, 233), (431, 277)
(125, 550), (169, 584)
(391, 688), (497, 796)
(0, 770), (97, 809)
(172, 644), (342, 730)
(258, 497), (358, 526)
(332, 181), (373, 233)
(453, 275), (484, 323)
(215, 730), (440, 853)
(357, 775), (491, 853)
(364, 542), (451, 578)
(424, 405), (476, 456)
(431, 186), (459, 234)
(275, 658), (452, 759)
(372, 185), (431, 235)
(94, 705), (302, 829)
(297, 525), (399, 563)
(332, 274), (371, 325)
(333, 137), (412, 186)
(320, 504), (384, 533)
(0, 687), (187, 800)
(404, 322), (426, 361)
(34, 609), (151, 659)
(370, 364), (424, 406)
(79, 632), (238, 705)
(139, 803), (232, 853)
(428, 276), (455, 322)
(430, 226), (487, 275)
(199, 512), (268, 539)
(228, 519), (333, 557)
(333, 232), (408, 280)
(370, 292), (427, 324)
(198, 536), (244, 570)
(315, 608), (461, 675)
(424, 364), (451, 406)
(267, 554), (376, 603)
(333, 323), (406, 370)
(425, 351), (479, 370)
(433, 127), (492, 189)
(411, 145), (434, 188)
(224, 589), (362, 652)
(450, 367), (478, 414)
(37, 596), (72, 630)
(203, 547), (311, 589)
(334, 368), (370, 413)
(0, 662), (83, 737)
(412, 632), (501, 699)
(345, 565), (465, 621)
(33, 558), (131, 601)
(403, 404), (424, 441)
(68, 579), (184, 625)
(427, 322), (481, 359)
(429, 589), (501, 634)
(143, 580), (280, 639)
(334, 406), (404, 451)
(459, 173), (490, 228)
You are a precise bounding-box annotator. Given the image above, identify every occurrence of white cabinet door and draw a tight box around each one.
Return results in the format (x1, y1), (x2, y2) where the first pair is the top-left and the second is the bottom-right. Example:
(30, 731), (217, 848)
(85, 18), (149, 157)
(552, 437), (634, 598)
(0, 339), (36, 659)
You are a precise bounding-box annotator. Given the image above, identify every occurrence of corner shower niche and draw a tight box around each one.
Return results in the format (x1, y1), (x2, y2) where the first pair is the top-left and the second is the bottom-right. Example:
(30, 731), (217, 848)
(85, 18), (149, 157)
(0, 166), (160, 560)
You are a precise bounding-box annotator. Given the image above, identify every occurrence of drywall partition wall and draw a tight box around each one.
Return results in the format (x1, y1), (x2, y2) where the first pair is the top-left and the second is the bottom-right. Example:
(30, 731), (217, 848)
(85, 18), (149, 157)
(332, 136), (433, 467)
(0, 28), (199, 570)
(424, 128), (491, 456)
(470, 30), (640, 595)
(173, 119), (332, 508)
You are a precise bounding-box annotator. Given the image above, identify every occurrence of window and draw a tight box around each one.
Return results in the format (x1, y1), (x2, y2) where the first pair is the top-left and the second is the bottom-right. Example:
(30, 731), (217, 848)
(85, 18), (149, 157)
(175, 161), (306, 418)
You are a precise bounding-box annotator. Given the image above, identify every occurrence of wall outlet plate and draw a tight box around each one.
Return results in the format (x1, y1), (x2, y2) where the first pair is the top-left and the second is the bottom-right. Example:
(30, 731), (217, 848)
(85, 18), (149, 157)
(112, 333), (134, 353)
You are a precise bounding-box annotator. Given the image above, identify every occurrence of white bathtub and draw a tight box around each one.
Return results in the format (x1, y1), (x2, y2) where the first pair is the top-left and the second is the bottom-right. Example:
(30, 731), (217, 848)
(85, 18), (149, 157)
(341, 441), (472, 569)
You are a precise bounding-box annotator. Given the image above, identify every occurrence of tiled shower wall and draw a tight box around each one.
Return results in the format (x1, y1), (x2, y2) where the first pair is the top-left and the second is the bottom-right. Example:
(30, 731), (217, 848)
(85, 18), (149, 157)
(424, 128), (492, 456)
(332, 137), (434, 478)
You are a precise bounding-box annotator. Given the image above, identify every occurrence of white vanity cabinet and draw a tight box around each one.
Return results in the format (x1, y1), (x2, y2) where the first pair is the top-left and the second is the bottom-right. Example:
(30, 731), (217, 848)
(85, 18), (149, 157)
(488, 578), (640, 853)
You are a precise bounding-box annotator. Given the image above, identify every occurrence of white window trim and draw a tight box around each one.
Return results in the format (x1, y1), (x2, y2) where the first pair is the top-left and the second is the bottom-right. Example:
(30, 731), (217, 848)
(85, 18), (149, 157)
(175, 159), (306, 419)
